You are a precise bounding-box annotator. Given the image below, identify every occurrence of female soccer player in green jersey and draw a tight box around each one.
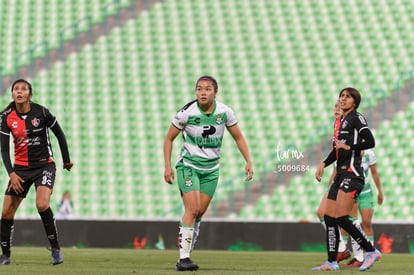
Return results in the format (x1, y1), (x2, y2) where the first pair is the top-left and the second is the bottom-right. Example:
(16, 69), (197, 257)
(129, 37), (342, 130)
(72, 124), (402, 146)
(163, 76), (254, 271)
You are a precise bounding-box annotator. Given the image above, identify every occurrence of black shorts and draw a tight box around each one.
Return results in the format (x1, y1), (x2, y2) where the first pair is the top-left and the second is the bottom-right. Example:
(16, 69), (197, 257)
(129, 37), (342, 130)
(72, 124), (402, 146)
(327, 173), (364, 201)
(5, 163), (56, 198)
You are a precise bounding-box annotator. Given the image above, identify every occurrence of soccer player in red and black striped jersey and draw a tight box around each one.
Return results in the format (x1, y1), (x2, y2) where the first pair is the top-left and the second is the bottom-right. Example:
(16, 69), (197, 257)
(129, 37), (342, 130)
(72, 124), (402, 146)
(0, 79), (73, 265)
(313, 87), (381, 271)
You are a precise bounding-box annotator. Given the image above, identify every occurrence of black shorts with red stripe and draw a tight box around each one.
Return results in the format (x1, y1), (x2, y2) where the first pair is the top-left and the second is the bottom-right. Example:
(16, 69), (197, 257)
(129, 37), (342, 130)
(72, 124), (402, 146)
(327, 172), (364, 201)
(5, 163), (56, 198)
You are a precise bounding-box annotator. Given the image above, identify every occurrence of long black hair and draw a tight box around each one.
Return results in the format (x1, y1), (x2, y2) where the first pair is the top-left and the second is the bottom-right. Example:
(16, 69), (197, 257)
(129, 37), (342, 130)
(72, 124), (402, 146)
(1, 79), (33, 113)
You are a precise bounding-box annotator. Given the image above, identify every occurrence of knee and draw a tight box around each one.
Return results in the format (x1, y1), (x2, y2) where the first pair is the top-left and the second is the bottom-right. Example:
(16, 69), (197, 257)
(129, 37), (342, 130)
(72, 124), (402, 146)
(185, 205), (201, 218)
(316, 209), (324, 219)
(36, 201), (50, 212)
(1, 211), (14, 220)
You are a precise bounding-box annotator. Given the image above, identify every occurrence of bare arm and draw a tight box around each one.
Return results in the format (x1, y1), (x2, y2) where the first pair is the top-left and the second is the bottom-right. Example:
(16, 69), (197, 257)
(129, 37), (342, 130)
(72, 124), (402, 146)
(370, 163), (383, 205)
(227, 124), (254, 181)
(163, 124), (181, 184)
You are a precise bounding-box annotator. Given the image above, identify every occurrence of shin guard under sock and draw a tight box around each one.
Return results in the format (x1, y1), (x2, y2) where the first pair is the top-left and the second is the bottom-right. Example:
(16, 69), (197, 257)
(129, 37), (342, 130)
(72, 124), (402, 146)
(337, 216), (374, 252)
(324, 215), (339, 262)
(39, 208), (60, 250)
(0, 219), (14, 257)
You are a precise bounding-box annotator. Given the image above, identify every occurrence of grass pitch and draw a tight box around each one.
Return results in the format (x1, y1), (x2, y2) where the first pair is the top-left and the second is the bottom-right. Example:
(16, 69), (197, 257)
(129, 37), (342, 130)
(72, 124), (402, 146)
(1, 247), (412, 274)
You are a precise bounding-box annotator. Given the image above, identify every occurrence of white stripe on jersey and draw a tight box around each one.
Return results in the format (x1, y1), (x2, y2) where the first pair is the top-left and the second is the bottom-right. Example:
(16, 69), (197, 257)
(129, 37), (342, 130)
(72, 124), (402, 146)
(350, 128), (360, 176)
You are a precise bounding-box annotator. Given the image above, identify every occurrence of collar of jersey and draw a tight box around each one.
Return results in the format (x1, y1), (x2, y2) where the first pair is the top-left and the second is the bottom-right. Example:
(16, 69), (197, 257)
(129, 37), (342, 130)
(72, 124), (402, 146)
(197, 100), (216, 117)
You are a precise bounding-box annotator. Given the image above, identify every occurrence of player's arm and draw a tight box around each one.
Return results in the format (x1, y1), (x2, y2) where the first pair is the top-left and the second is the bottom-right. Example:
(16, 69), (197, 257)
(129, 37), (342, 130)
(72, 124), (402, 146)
(1, 133), (24, 193)
(50, 121), (73, 171)
(370, 163), (383, 205)
(315, 148), (336, 182)
(163, 124), (181, 184)
(226, 124), (253, 181)
(0, 133), (13, 174)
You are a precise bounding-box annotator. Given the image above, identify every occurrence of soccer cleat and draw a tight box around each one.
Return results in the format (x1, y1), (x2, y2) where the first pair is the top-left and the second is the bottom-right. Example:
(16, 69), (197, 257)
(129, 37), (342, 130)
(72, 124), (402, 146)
(345, 258), (363, 267)
(359, 249), (382, 271)
(51, 248), (64, 265)
(336, 249), (351, 263)
(175, 257), (199, 271)
(312, 261), (339, 271)
(0, 254), (11, 265)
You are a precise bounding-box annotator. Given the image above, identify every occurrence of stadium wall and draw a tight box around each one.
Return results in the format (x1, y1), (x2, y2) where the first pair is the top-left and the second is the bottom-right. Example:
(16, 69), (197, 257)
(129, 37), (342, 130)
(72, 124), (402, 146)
(13, 220), (413, 253)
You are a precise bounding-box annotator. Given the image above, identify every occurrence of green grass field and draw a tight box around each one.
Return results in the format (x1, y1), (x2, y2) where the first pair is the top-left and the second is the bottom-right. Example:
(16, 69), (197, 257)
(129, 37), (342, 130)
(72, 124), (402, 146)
(1, 247), (412, 274)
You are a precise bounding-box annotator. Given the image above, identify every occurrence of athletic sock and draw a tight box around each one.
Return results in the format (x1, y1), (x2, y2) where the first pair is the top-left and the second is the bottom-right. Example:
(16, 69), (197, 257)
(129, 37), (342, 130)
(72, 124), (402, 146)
(0, 219), (14, 257)
(178, 222), (194, 259)
(367, 235), (374, 245)
(324, 215), (339, 262)
(350, 219), (364, 261)
(339, 233), (348, 253)
(338, 227), (347, 252)
(191, 217), (201, 252)
(39, 208), (60, 250)
(337, 216), (375, 252)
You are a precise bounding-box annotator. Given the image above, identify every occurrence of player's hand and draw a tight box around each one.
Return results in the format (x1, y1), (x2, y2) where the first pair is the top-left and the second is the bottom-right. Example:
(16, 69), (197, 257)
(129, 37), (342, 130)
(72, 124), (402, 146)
(335, 142), (350, 150)
(164, 166), (174, 184)
(63, 162), (74, 171)
(315, 163), (325, 182)
(8, 172), (24, 194)
(377, 192), (384, 205)
(245, 162), (254, 181)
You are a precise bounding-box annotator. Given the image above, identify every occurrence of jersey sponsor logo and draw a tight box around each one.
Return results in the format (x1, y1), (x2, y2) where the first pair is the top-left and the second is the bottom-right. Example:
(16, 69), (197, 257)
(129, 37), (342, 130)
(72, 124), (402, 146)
(31, 117), (40, 127)
(327, 226), (336, 252)
(195, 125), (221, 148)
(16, 137), (27, 147)
(202, 125), (216, 138)
(27, 137), (41, 146)
(11, 121), (18, 128)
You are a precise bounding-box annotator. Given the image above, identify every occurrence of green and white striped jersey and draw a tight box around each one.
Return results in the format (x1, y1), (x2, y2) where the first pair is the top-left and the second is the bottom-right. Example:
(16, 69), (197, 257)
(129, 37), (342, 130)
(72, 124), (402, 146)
(361, 149), (376, 184)
(172, 100), (237, 171)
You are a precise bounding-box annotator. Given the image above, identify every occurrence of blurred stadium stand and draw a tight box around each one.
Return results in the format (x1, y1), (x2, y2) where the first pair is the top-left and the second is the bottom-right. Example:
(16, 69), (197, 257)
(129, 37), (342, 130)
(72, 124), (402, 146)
(0, 0), (413, 222)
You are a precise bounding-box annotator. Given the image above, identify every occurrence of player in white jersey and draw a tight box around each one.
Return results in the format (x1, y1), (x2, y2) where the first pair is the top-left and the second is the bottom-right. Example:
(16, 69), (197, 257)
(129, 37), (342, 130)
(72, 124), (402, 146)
(163, 76), (254, 271)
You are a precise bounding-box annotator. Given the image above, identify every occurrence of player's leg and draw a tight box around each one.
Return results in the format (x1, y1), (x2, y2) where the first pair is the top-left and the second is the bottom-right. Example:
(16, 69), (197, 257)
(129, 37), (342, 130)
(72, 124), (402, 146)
(0, 195), (23, 264)
(358, 188), (375, 243)
(313, 180), (340, 270)
(335, 178), (381, 271)
(35, 164), (63, 265)
(190, 169), (218, 252)
(320, 191), (349, 263)
(175, 163), (200, 271)
(336, 190), (374, 252)
(316, 192), (328, 227)
(346, 203), (364, 266)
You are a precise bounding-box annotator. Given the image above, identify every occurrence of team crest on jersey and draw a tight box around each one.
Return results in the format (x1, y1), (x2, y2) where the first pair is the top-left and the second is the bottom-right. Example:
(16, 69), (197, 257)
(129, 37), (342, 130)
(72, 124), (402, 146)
(341, 120), (348, 129)
(215, 114), (223, 125)
(31, 118), (40, 127)
(185, 178), (193, 187)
